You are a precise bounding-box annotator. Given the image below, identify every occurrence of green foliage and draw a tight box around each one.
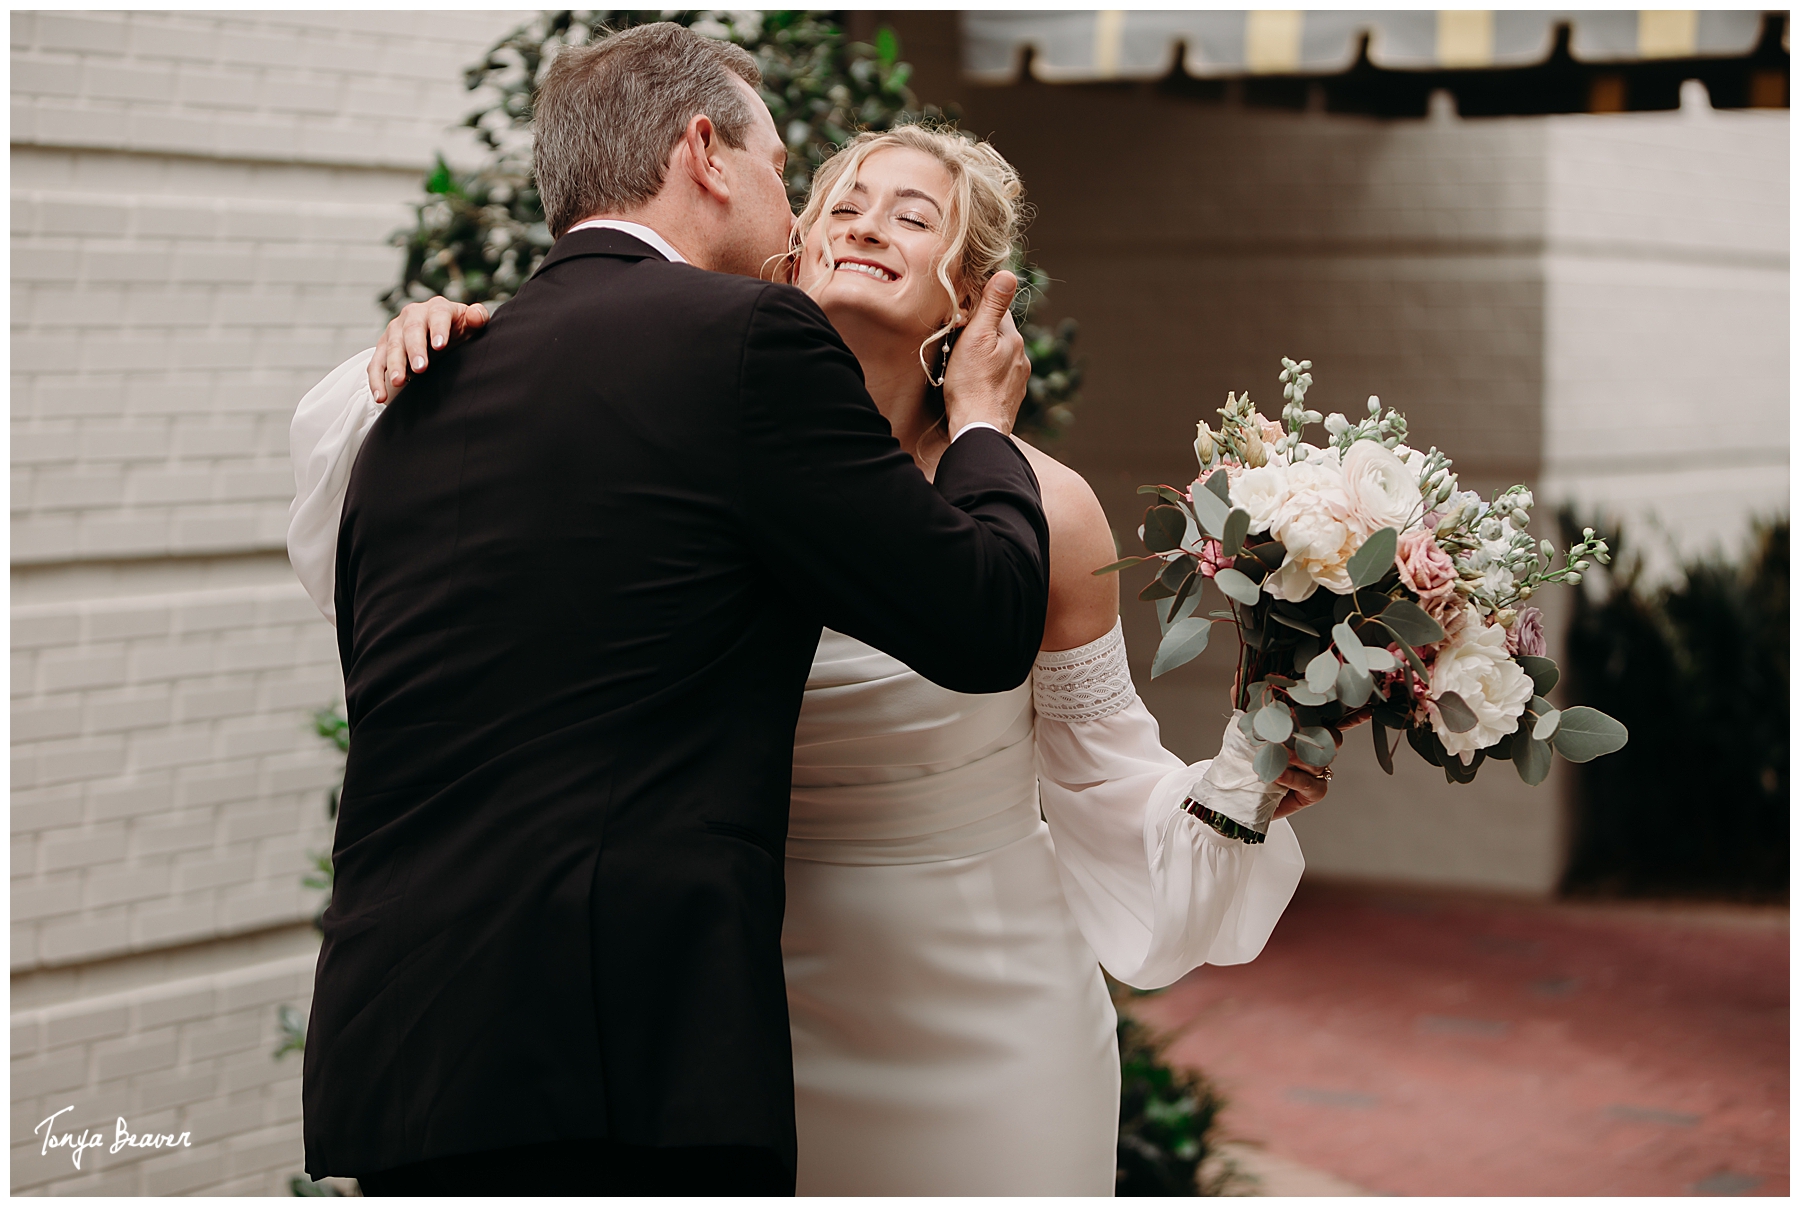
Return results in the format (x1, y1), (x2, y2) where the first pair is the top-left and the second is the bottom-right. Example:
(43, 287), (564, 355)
(273, 1004), (307, 1060)
(1560, 512), (1787, 900)
(382, 10), (1083, 442)
(1113, 987), (1247, 1195)
(290, 1175), (342, 1197)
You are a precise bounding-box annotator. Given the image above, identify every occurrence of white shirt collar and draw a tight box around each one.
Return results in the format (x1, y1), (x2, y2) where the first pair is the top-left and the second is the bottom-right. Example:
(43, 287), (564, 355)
(563, 218), (688, 264)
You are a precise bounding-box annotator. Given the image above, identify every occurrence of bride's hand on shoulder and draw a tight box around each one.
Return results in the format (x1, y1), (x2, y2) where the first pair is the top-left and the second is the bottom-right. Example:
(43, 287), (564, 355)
(1012, 441), (1120, 653)
(367, 297), (492, 403)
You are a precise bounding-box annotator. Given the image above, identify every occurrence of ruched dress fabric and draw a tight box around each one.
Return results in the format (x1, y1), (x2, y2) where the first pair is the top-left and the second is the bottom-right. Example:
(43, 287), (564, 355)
(287, 349), (1306, 1196)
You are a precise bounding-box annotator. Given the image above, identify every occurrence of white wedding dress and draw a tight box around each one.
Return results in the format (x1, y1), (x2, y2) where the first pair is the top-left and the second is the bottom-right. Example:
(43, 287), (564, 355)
(289, 351), (1306, 1195)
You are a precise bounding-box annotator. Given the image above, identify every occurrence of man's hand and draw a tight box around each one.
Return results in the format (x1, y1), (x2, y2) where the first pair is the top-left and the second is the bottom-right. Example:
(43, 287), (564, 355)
(367, 298), (491, 403)
(941, 270), (1030, 437)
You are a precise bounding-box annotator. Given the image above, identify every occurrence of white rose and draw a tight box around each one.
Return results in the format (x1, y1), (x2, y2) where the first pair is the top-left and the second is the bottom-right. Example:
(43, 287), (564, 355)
(1428, 622), (1534, 763)
(1340, 439), (1422, 538)
(1229, 463), (1290, 534)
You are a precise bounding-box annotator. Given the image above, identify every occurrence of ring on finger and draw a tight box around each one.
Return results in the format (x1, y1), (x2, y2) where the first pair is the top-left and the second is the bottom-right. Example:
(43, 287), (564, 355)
(1320, 767), (1333, 781)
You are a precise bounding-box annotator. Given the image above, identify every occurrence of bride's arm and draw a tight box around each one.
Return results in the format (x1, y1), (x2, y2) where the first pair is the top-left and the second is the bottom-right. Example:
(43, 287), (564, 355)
(1022, 448), (1321, 989)
(288, 348), (383, 624)
(289, 300), (491, 623)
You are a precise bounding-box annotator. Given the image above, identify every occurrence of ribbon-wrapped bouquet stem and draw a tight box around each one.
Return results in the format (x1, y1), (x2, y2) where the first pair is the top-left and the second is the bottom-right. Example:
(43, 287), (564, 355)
(1099, 358), (1628, 787)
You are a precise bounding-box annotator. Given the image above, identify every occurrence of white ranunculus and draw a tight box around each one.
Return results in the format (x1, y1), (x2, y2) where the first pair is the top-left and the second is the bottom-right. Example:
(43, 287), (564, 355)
(1340, 439), (1422, 538)
(1229, 463), (1290, 534)
(1428, 622), (1534, 763)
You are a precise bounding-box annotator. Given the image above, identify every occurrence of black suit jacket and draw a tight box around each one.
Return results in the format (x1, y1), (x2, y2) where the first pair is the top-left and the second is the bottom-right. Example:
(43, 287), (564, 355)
(303, 229), (1049, 1178)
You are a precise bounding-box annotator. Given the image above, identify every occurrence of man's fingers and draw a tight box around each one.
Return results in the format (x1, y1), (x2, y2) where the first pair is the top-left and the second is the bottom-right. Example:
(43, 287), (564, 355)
(463, 301), (492, 333)
(971, 270), (1019, 334)
(402, 309), (432, 374)
(427, 303), (453, 352)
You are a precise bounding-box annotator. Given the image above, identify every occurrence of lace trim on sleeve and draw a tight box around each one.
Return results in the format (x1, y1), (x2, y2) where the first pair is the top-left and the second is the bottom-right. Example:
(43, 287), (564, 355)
(1032, 617), (1137, 723)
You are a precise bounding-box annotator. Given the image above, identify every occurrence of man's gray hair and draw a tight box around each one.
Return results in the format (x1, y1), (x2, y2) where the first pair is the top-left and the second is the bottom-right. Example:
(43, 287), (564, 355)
(534, 23), (764, 238)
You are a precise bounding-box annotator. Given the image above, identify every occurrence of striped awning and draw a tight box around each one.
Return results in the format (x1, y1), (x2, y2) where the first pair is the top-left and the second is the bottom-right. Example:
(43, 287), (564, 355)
(963, 10), (1774, 82)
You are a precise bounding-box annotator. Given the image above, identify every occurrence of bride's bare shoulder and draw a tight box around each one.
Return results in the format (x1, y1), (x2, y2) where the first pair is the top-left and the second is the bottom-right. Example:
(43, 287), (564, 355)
(1011, 437), (1121, 650)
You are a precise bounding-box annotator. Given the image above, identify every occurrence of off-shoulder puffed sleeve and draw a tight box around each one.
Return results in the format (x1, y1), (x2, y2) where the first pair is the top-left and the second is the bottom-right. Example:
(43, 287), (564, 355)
(1032, 618), (1305, 989)
(288, 348), (382, 624)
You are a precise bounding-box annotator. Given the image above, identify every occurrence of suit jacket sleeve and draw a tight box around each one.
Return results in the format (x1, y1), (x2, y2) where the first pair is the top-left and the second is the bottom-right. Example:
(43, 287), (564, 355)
(736, 284), (1050, 694)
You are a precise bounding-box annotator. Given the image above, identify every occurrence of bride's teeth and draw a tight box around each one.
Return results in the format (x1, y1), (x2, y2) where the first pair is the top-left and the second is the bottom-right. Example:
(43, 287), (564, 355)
(837, 262), (894, 281)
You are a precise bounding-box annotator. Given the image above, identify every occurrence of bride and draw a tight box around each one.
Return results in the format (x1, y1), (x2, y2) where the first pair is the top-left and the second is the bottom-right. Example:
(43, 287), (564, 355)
(291, 124), (1328, 1195)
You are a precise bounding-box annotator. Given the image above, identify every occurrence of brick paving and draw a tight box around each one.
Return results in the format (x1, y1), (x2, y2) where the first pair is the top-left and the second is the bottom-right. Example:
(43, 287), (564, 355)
(1135, 880), (1787, 1196)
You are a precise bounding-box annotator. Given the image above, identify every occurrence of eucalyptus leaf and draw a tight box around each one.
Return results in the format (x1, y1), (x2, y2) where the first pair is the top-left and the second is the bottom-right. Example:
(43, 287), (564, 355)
(1205, 468), (1232, 505)
(1518, 654), (1560, 696)
(1372, 718), (1395, 774)
(1092, 556), (1150, 576)
(1442, 748), (1484, 784)
(1287, 683), (1331, 706)
(1336, 659), (1374, 709)
(1373, 599), (1445, 647)
(1532, 707), (1562, 741)
(1237, 710), (1257, 740)
(1407, 723), (1441, 766)
(1157, 583), (1205, 633)
(1188, 484), (1228, 539)
(1151, 617), (1213, 679)
(1331, 621), (1368, 674)
(1305, 651), (1340, 695)
(1435, 691), (1478, 734)
(1548, 706), (1629, 763)
(1362, 646), (1398, 672)
(1390, 632), (1430, 679)
(1143, 505), (1187, 553)
(1515, 733), (1554, 785)
(1294, 726), (1336, 768)
(1346, 526), (1399, 590)
(1242, 541), (1286, 570)
(1252, 739), (1290, 785)
(1269, 610), (1320, 637)
(1253, 702), (1295, 744)
(1138, 577), (1176, 602)
(1222, 508), (1251, 557)
(1168, 570), (1201, 624)
(1138, 484), (1189, 506)
(1214, 567), (1262, 606)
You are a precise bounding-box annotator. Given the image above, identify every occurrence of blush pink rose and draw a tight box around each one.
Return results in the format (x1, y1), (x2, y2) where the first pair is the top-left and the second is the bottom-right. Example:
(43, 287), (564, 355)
(1396, 529), (1457, 601)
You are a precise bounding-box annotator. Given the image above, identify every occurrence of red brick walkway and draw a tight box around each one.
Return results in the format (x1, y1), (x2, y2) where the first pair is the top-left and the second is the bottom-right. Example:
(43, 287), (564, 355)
(1133, 880), (1788, 1196)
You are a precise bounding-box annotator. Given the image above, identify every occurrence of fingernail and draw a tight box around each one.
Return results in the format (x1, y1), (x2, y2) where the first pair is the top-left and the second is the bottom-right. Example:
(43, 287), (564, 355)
(432, 337), (444, 349)
(412, 356), (425, 371)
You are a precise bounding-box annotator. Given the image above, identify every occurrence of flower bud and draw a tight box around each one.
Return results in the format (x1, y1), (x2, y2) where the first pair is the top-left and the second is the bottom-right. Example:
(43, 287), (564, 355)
(1518, 584), (1535, 598)
(1495, 608), (1518, 628)
(1243, 424), (1267, 468)
(1324, 413), (1349, 437)
(1575, 560), (1589, 572)
(1565, 571), (1582, 585)
(1541, 539), (1555, 556)
(1367, 395), (1381, 415)
(1194, 423), (1216, 465)
(1511, 508), (1531, 528)
(1582, 527), (1594, 540)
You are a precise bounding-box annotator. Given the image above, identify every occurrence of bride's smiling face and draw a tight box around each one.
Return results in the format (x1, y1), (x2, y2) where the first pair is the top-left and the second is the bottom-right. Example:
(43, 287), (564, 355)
(796, 146), (964, 340)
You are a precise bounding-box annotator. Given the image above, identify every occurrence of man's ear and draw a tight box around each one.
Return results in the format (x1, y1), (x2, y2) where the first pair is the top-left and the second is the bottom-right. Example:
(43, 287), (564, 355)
(674, 112), (732, 205)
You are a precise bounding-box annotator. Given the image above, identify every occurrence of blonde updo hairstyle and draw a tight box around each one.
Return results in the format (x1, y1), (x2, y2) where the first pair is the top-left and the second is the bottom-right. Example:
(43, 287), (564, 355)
(786, 124), (1028, 385)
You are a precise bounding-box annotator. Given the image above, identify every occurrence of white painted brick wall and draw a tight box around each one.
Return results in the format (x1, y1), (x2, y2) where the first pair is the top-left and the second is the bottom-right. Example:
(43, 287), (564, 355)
(12, 10), (516, 171)
(12, 948), (317, 1196)
(12, 583), (343, 972)
(13, 10), (522, 1194)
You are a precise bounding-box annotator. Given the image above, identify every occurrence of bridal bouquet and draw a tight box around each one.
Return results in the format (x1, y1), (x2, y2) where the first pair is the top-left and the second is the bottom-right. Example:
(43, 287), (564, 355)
(1099, 358), (1627, 787)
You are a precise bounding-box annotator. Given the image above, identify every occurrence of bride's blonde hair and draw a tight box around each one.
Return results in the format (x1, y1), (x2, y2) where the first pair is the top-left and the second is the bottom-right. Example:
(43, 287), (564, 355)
(782, 124), (1028, 384)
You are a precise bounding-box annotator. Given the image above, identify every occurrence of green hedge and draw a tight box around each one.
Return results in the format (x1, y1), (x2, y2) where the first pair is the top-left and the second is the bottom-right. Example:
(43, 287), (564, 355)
(1559, 513), (1787, 900)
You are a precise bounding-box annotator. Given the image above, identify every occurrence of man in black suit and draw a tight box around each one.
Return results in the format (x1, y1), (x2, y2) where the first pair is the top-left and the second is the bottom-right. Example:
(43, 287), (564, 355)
(305, 24), (1050, 1196)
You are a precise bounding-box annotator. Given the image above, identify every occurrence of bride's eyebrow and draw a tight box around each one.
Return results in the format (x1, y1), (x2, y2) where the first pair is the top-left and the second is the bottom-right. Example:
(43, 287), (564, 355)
(894, 187), (942, 212)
